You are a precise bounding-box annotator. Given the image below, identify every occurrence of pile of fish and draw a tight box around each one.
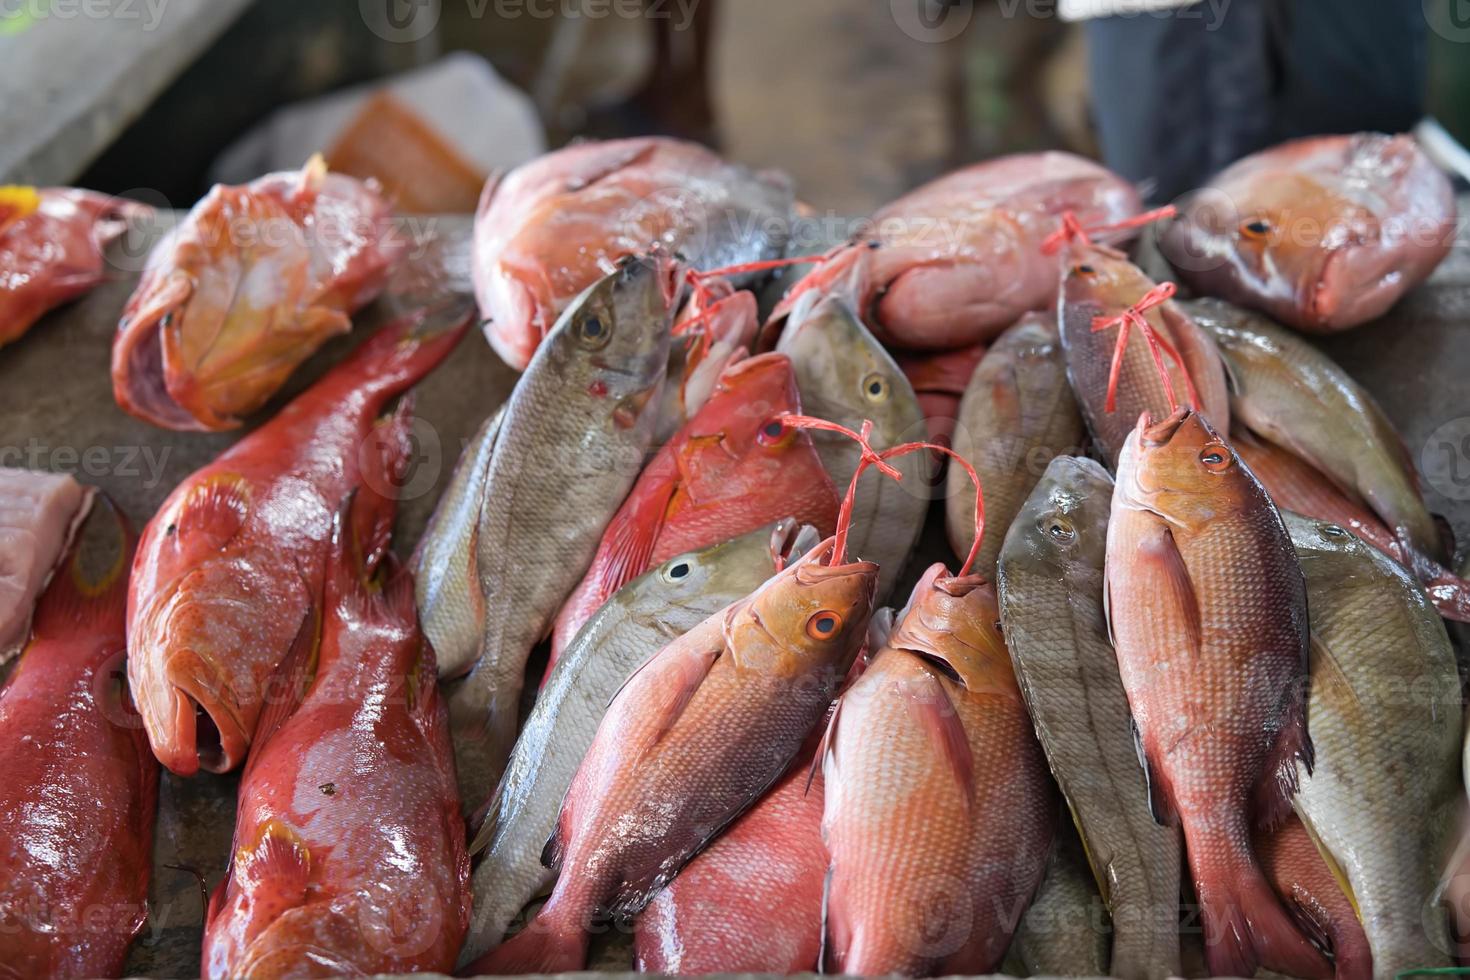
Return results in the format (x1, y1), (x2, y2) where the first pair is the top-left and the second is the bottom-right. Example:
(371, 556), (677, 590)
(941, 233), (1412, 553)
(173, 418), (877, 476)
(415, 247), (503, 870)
(0, 129), (1466, 980)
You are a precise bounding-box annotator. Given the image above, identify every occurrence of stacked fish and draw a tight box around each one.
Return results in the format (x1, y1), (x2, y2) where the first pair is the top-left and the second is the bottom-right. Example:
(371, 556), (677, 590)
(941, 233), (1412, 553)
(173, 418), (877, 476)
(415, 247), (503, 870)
(0, 130), (1466, 980)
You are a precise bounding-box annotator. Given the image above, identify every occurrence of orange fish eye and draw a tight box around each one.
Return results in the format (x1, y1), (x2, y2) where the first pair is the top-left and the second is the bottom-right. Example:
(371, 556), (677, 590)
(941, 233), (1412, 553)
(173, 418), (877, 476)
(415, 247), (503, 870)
(806, 610), (843, 640)
(757, 418), (790, 447)
(1239, 217), (1272, 240)
(1198, 444), (1233, 472)
(1071, 263), (1097, 278)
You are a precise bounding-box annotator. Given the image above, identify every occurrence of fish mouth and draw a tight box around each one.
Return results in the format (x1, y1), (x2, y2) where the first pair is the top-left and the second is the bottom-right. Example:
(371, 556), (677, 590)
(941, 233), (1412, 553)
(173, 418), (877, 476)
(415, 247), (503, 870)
(1139, 406), (1192, 447)
(769, 519), (822, 568)
(154, 655), (249, 775)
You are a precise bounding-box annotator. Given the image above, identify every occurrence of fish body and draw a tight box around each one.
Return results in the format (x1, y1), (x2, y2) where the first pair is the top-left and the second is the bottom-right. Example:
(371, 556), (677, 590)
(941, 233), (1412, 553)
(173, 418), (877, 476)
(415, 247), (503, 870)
(1256, 815), (1372, 980)
(1106, 408), (1326, 979)
(634, 741), (827, 974)
(657, 281), (760, 443)
(1058, 247), (1229, 465)
(0, 467), (93, 661)
(472, 137), (793, 370)
(550, 351), (838, 663)
(1285, 511), (1461, 975)
(112, 158), (402, 431)
(459, 520), (818, 962)
(776, 294), (928, 599)
(894, 340), (988, 446)
(775, 152), (1141, 350)
(0, 495), (157, 978)
(201, 489), (469, 978)
(949, 312), (1085, 575)
(0, 186), (148, 347)
(449, 256), (674, 804)
(1007, 821), (1110, 978)
(997, 455), (1182, 979)
(127, 303), (468, 776)
(466, 543), (876, 975)
(822, 564), (1056, 976)
(1160, 133), (1455, 333)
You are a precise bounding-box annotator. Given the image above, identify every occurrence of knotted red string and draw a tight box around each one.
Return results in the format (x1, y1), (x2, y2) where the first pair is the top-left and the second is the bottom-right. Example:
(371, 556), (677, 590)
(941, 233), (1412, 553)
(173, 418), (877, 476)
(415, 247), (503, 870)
(1040, 205), (1177, 256)
(1088, 281), (1201, 415)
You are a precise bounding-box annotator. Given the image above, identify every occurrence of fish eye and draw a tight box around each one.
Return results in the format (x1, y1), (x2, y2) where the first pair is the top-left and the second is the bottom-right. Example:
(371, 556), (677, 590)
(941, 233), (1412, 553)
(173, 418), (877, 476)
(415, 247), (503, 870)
(1072, 264), (1096, 277)
(1198, 444), (1233, 471)
(861, 372), (891, 403)
(758, 419), (789, 446)
(1239, 218), (1272, 240)
(662, 560), (692, 582)
(576, 313), (612, 349)
(806, 610), (843, 640)
(1043, 515), (1075, 542)
(1319, 524), (1349, 539)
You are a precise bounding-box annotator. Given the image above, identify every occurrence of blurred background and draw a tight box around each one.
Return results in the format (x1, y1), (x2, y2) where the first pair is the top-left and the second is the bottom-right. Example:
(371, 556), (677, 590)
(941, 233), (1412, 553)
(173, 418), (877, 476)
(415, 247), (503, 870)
(3, 0), (1468, 214)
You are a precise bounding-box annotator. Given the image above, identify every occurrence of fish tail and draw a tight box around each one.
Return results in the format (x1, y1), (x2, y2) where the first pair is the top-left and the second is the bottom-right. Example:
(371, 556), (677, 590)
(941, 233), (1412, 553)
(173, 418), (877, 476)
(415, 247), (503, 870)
(463, 899), (588, 976)
(1189, 815), (1331, 979)
(30, 492), (133, 635)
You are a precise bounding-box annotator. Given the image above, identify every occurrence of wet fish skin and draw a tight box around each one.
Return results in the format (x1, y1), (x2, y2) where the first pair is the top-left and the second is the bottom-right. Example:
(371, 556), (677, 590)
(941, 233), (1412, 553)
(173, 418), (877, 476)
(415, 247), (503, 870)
(1186, 296), (1446, 569)
(823, 564), (1056, 976)
(997, 454), (1182, 979)
(1058, 246), (1230, 466)
(127, 303), (468, 777)
(458, 520), (818, 964)
(893, 340), (988, 446)
(0, 467), (93, 661)
(777, 293), (928, 599)
(1006, 820), (1110, 978)
(466, 543), (877, 975)
(1285, 510), (1461, 975)
(1256, 814), (1372, 980)
(1106, 408), (1327, 979)
(449, 255), (674, 806)
(1160, 133), (1455, 333)
(950, 312), (1085, 576)
(0, 495), (156, 978)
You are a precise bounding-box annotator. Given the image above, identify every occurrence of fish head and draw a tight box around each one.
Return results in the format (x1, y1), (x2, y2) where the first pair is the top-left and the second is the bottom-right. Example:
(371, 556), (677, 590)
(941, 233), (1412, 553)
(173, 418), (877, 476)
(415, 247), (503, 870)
(631, 519), (823, 617)
(1117, 407), (1255, 529)
(542, 252), (676, 427)
(1005, 455), (1114, 580)
(689, 351), (802, 459)
(1280, 508), (1371, 562)
(886, 563), (1019, 699)
(778, 294), (914, 438)
(1059, 240), (1155, 315)
(732, 542), (878, 678)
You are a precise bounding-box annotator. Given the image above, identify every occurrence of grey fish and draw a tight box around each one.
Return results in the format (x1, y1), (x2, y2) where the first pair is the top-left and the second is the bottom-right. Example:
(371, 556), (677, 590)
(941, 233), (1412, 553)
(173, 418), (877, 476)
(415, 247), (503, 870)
(448, 255), (674, 806)
(1007, 819), (1110, 978)
(457, 520), (819, 965)
(776, 293), (928, 600)
(996, 455), (1182, 980)
(1285, 511), (1462, 975)
(412, 405), (503, 678)
(946, 311), (1084, 576)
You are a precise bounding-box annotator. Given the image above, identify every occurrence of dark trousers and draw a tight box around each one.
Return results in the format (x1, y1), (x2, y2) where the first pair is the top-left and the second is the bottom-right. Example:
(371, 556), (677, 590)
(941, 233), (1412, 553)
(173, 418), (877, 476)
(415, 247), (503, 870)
(1086, 0), (1428, 203)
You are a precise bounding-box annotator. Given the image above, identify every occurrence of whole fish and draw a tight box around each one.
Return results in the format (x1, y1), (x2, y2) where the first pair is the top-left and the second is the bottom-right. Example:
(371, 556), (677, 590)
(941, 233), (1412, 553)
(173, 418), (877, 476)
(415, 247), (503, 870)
(201, 488), (469, 978)
(449, 255), (674, 805)
(549, 351), (839, 664)
(634, 740), (827, 974)
(127, 302), (468, 776)
(466, 540), (876, 975)
(1285, 511), (1462, 975)
(459, 520), (819, 963)
(0, 467), (92, 661)
(774, 152), (1141, 350)
(472, 137), (793, 370)
(949, 313), (1085, 576)
(823, 564), (1057, 976)
(776, 294), (928, 600)
(1106, 407), (1326, 979)
(0, 495), (157, 978)
(1256, 815), (1372, 980)
(112, 156), (402, 431)
(1006, 821), (1110, 978)
(1160, 133), (1455, 333)
(997, 455), (1182, 979)
(1185, 298), (1449, 570)
(1058, 246), (1229, 465)
(893, 340), (988, 445)
(0, 186), (149, 347)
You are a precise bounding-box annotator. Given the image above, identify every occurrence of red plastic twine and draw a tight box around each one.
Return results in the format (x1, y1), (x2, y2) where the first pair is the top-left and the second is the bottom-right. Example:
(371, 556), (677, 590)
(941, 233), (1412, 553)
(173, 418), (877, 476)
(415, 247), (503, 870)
(1088, 281), (1202, 415)
(780, 414), (988, 579)
(1040, 204), (1177, 256)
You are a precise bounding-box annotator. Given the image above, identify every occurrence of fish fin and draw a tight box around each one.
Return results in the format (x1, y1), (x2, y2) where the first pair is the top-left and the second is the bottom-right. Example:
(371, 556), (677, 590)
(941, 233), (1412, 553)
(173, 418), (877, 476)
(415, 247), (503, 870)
(594, 477), (676, 610)
(234, 819), (311, 926)
(808, 698), (841, 796)
(463, 898), (588, 975)
(1131, 718), (1179, 827)
(468, 780), (503, 856)
(245, 602), (322, 770)
(539, 822), (564, 874)
(1195, 845), (1331, 979)
(176, 473), (251, 551)
(1252, 655), (1313, 831)
(818, 863), (834, 974)
(1135, 526), (1202, 652)
(907, 669), (975, 809)
(29, 493), (132, 634)
(628, 642), (723, 766)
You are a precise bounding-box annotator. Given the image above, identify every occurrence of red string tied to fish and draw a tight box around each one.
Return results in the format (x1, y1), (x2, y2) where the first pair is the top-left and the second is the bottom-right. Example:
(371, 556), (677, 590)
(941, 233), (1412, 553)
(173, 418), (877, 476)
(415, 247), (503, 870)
(1088, 280), (1201, 415)
(1040, 204), (1177, 256)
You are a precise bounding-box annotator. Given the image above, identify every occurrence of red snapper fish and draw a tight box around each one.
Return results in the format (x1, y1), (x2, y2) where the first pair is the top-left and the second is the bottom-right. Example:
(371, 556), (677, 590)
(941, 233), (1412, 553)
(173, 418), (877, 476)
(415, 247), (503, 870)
(894, 341), (987, 445)
(471, 137), (794, 370)
(201, 487), (469, 978)
(0, 495), (157, 978)
(0, 185), (149, 347)
(112, 156), (403, 431)
(773, 152), (1141, 350)
(549, 350), (840, 663)
(127, 302), (468, 776)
